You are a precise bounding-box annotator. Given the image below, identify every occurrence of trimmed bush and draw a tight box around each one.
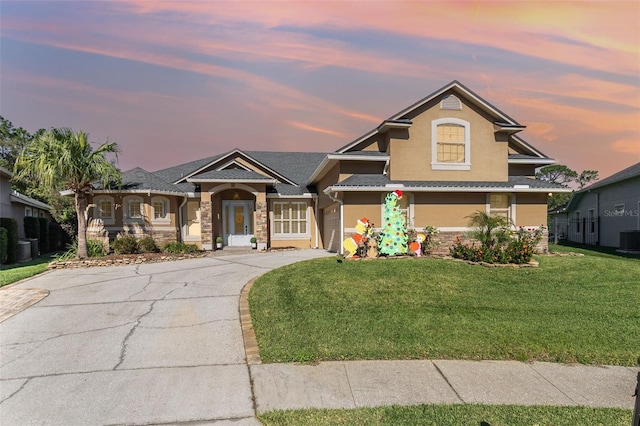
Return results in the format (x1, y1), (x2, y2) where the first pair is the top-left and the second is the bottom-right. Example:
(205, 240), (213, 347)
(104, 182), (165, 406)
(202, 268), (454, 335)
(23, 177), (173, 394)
(112, 235), (138, 254)
(162, 241), (199, 254)
(138, 236), (159, 253)
(38, 218), (50, 253)
(24, 216), (40, 240)
(0, 227), (7, 264)
(0, 218), (19, 264)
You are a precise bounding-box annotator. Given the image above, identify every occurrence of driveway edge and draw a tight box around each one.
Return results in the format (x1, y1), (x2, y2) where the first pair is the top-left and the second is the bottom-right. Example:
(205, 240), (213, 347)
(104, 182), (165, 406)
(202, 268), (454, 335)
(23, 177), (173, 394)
(240, 277), (262, 365)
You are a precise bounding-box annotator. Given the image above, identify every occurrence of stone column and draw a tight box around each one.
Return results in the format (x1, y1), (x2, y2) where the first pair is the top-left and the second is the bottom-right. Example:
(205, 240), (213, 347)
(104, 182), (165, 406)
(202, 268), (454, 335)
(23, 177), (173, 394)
(201, 200), (212, 250)
(255, 200), (268, 251)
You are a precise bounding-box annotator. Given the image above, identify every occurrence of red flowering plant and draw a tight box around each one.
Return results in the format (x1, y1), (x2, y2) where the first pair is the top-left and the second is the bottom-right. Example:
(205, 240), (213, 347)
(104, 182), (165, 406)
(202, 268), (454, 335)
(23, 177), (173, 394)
(449, 212), (543, 264)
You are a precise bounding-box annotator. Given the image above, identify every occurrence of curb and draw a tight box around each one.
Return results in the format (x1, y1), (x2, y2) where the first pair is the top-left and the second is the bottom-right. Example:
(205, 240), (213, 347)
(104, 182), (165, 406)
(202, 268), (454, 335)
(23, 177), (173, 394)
(240, 277), (262, 365)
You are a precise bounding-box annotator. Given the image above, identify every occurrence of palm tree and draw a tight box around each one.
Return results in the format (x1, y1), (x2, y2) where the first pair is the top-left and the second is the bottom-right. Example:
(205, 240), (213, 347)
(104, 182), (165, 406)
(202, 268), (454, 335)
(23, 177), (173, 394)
(465, 210), (511, 248)
(15, 128), (121, 258)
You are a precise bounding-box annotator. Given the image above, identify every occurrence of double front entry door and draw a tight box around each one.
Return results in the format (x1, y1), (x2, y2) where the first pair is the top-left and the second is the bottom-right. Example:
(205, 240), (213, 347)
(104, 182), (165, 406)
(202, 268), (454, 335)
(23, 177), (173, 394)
(222, 201), (254, 246)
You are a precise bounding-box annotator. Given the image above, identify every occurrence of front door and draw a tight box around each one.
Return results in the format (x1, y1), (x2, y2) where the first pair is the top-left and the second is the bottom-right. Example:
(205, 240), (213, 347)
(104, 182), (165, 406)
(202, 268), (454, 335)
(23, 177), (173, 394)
(222, 201), (254, 246)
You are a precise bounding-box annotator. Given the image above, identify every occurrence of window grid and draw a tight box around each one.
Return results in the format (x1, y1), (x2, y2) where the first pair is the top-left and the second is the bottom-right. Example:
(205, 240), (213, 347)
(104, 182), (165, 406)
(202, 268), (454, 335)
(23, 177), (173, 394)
(128, 199), (142, 219)
(153, 201), (165, 219)
(99, 200), (113, 219)
(274, 202), (307, 235)
(489, 194), (510, 221)
(437, 124), (465, 163)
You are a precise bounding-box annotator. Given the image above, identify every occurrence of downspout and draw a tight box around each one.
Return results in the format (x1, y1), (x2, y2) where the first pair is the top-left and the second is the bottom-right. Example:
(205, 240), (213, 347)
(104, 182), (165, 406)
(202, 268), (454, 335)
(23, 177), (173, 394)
(326, 189), (344, 254)
(178, 194), (188, 243)
(313, 195), (319, 249)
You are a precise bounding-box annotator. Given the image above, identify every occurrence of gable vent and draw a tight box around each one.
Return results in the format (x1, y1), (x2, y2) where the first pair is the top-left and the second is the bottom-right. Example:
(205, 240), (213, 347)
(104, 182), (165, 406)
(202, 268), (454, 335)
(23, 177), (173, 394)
(440, 95), (462, 110)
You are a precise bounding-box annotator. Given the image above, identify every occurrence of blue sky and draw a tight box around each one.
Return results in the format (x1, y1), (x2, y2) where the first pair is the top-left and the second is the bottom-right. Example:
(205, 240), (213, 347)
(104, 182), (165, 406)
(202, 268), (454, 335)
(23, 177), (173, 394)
(1, 1), (638, 179)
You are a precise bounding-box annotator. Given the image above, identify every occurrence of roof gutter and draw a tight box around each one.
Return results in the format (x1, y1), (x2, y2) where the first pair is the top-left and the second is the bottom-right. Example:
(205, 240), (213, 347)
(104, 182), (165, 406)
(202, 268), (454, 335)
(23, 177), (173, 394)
(326, 185), (573, 193)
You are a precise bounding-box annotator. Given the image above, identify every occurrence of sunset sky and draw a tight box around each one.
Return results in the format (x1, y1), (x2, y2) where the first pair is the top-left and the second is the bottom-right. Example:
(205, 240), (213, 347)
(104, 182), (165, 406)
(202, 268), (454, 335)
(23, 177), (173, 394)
(1, 1), (638, 180)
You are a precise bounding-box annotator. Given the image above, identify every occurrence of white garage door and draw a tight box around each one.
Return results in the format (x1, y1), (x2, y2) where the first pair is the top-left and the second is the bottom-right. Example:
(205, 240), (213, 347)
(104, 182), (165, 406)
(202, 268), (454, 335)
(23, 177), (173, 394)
(323, 205), (340, 253)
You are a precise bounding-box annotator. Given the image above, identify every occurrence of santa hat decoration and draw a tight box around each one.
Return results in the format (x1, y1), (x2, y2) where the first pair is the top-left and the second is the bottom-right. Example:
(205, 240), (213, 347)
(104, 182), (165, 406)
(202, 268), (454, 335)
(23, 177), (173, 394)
(393, 190), (403, 199)
(358, 217), (369, 226)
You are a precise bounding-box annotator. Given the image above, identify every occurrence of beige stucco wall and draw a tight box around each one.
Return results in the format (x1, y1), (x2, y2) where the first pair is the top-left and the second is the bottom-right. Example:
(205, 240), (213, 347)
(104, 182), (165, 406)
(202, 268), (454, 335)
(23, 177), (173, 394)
(317, 163), (340, 210)
(515, 193), (548, 227)
(388, 92), (508, 182)
(412, 193), (487, 228)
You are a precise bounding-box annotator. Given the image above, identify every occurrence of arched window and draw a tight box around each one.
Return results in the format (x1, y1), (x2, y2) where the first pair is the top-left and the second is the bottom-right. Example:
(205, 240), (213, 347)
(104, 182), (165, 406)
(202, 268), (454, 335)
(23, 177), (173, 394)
(431, 118), (471, 170)
(151, 196), (170, 224)
(124, 196), (144, 221)
(94, 195), (115, 225)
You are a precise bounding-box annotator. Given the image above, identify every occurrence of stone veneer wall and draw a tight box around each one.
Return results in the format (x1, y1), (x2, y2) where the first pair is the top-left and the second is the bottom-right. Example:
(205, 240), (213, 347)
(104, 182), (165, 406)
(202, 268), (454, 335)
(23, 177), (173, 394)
(200, 201), (212, 249)
(255, 201), (268, 248)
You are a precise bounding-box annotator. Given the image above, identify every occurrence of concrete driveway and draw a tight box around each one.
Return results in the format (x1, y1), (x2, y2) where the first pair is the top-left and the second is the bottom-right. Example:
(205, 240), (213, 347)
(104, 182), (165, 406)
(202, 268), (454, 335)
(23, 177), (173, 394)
(0, 250), (333, 425)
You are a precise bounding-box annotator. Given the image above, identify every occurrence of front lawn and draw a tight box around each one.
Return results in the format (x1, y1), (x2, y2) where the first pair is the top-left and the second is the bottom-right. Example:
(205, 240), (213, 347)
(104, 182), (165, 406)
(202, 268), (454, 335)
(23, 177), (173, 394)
(258, 404), (632, 426)
(0, 253), (59, 287)
(249, 245), (640, 365)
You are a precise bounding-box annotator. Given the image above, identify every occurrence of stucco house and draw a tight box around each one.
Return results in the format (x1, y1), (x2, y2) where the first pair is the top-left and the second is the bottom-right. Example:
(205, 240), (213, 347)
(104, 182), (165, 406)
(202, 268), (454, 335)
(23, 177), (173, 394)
(1, 166), (52, 239)
(549, 162), (640, 249)
(86, 81), (569, 253)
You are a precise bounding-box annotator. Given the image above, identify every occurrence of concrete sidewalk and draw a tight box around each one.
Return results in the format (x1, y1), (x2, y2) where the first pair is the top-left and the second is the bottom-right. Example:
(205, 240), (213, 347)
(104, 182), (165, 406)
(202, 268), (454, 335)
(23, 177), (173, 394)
(251, 359), (638, 413)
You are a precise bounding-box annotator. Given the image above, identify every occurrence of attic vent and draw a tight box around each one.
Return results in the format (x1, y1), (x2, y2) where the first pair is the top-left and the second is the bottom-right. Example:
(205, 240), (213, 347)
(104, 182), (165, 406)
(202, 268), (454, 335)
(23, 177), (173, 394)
(440, 95), (462, 110)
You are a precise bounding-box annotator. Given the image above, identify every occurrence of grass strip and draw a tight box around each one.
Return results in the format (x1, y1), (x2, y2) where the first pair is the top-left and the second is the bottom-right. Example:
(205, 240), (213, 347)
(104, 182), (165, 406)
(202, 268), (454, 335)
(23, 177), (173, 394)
(258, 404), (632, 425)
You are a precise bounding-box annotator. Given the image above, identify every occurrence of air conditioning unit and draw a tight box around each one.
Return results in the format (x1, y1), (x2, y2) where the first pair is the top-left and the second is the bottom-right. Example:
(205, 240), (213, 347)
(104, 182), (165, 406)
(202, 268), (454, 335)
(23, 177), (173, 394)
(619, 231), (640, 251)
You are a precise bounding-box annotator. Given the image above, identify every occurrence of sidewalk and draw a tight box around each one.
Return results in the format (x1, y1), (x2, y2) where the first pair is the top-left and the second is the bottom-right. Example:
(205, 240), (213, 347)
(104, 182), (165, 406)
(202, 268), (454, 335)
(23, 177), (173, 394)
(250, 359), (638, 413)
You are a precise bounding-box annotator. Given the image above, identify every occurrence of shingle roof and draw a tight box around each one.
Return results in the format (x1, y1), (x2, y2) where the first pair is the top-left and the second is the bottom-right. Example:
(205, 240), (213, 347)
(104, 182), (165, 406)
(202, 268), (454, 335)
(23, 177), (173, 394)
(329, 174), (569, 191)
(188, 169), (276, 182)
(114, 167), (186, 194)
(244, 151), (328, 185)
(269, 183), (317, 196)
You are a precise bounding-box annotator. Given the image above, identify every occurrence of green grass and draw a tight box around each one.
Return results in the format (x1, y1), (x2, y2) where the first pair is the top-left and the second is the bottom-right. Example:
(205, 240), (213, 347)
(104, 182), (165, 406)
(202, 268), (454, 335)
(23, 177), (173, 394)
(249, 245), (640, 365)
(258, 404), (632, 425)
(0, 253), (59, 287)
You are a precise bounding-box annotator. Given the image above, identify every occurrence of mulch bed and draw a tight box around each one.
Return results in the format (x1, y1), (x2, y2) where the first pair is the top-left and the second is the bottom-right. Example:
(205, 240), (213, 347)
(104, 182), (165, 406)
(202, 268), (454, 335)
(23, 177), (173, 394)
(48, 252), (209, 269)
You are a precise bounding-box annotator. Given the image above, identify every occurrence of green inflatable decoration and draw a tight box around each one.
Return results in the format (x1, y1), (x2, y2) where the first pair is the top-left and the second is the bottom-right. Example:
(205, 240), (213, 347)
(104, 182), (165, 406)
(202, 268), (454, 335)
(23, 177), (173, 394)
(378, 190), (408, 256)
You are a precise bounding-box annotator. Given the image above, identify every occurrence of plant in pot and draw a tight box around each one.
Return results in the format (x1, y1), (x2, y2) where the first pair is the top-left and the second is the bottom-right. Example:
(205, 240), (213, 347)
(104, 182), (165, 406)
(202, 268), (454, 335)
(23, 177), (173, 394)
(250, 236), (257, 249)
(215, 236), (223, 249)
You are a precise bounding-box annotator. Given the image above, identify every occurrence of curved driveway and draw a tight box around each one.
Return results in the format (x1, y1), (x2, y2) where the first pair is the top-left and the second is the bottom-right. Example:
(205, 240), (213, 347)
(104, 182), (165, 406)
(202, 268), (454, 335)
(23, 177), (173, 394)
(0, 250), (333, 425)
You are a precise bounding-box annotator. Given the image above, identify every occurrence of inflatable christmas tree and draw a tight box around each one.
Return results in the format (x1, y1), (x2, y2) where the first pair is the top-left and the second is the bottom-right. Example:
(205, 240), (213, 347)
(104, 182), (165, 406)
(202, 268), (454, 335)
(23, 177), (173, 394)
(378, 190), (408, 256)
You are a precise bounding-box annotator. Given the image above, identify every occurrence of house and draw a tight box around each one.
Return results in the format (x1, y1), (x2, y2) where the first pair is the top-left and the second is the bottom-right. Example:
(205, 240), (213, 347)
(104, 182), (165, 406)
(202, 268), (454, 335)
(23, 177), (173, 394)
(86, 81), (569, 253)
(549, 162), (640, 249)
(1, 166), (52, 239)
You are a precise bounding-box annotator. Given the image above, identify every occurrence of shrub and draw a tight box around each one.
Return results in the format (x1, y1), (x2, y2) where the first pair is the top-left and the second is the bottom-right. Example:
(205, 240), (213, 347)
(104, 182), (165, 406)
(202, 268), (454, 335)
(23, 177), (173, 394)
(138, 236), (159, 253)
(450, 227), (543, 265)
(24, 216), (40, 240)
(49, 222), (62, 251)
(0, 218), (19, 264)
(162, 241), (199, 254)
(0, 227), (7, 264)
(38, 218), (50, 253)
(112, 235), (139, 254)
(87, 239), (107, 257)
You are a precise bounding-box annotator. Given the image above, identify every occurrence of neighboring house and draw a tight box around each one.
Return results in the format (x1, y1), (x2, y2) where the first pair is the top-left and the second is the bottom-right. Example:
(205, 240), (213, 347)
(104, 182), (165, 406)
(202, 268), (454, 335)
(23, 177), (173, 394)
(549, 162), (640, 248)
(0, 166), (52, 239)
(86, 81), (569, 253)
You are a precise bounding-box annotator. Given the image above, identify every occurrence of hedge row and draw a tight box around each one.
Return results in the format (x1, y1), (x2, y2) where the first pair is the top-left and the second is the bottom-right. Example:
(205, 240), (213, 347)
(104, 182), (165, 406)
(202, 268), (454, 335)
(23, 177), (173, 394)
(0, 218), (19, 264)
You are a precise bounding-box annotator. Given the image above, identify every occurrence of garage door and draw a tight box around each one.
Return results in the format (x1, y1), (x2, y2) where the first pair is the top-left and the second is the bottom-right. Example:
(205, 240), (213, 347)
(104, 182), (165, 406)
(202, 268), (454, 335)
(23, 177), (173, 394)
(323, 205), (340, 252)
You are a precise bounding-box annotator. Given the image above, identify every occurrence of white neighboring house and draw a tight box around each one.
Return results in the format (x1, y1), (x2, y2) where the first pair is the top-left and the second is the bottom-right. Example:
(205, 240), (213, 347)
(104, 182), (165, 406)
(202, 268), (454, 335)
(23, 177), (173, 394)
(0, 166), (52, 239)
(549, 162), (640, 249)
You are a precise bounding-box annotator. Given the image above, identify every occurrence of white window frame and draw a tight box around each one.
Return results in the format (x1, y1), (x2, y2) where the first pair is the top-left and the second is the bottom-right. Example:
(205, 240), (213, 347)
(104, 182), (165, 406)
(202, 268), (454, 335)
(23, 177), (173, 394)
(124, 195), (144, 222)
(588, 208), (596, 234)
(25, 207), (33, 217)
(271, 201), (310, 240)
(151, 196), (170, 224)
(94, 195), (115, 225)
(486, 193), (515, 226)
(431, 118), (471, 171)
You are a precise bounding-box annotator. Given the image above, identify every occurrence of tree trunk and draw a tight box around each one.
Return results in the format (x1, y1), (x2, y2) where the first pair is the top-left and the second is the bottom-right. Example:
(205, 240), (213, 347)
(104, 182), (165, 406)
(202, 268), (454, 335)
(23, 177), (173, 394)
(75, 192), (88, 259)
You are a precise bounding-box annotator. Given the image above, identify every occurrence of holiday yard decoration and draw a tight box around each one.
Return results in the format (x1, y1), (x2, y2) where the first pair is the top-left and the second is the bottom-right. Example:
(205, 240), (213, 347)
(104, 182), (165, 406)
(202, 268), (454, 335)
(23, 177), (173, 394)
(378, 190), (408, 256)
